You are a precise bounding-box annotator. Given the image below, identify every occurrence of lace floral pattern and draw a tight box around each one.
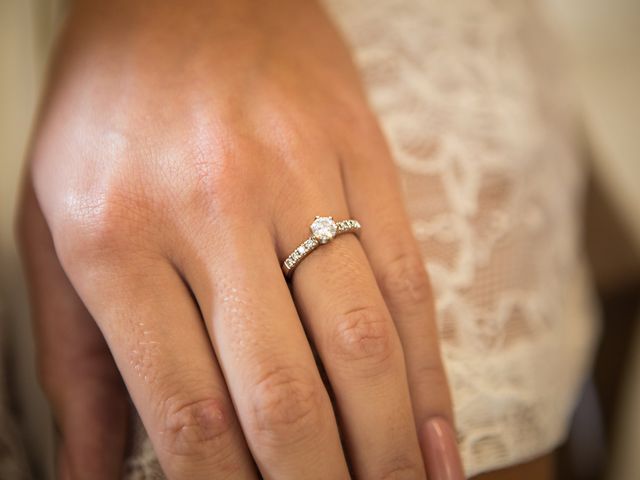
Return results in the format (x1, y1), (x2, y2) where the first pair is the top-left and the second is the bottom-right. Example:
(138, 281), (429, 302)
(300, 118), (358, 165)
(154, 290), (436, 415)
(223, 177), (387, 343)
(124, 0), (598, 477)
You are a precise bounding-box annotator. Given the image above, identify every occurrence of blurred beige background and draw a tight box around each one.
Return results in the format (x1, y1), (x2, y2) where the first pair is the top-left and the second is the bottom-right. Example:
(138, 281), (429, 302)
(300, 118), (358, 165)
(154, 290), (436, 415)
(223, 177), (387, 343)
(1, 1), (64, 478)
(1, 0), (638, 479)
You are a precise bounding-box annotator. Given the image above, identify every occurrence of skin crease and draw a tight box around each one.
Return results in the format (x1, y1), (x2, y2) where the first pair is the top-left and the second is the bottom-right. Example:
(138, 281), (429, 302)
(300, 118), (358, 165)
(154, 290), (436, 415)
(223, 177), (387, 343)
(16, 0), (549, 479)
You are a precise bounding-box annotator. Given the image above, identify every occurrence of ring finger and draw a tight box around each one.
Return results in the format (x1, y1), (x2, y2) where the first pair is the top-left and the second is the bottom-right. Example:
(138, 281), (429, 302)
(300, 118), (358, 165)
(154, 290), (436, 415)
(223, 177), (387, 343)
(277, 198), (426, 478)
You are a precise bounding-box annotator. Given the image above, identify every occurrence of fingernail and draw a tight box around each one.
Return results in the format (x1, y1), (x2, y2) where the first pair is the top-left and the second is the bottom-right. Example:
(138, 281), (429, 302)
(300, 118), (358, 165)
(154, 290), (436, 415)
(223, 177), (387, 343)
(421, 417), (465, 480)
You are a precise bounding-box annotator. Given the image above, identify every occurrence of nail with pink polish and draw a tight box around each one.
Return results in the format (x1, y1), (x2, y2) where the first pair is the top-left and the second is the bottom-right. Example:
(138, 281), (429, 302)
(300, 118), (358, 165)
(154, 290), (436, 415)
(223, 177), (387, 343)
(421, 417), (466, 480)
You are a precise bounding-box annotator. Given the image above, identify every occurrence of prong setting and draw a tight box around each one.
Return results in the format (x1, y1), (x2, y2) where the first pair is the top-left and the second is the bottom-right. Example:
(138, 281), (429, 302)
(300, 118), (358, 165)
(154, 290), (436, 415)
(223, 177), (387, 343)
(310, 216), (338, 244)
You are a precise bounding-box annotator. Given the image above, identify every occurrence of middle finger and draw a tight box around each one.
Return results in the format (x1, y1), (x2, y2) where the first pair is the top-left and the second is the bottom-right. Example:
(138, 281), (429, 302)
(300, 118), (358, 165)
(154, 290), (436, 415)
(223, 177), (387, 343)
(181, 223), (350, 480)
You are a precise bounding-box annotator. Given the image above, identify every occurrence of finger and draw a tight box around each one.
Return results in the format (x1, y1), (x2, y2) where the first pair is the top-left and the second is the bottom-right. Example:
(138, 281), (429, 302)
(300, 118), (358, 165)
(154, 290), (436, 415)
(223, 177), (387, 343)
(279, 206), (426, 478)
(17, 179), (128, 480)
(56, 243), (258, 480)
(341, 131), (454, 423)
(339, 126), (465, 478)
(180, 224), (350, 480)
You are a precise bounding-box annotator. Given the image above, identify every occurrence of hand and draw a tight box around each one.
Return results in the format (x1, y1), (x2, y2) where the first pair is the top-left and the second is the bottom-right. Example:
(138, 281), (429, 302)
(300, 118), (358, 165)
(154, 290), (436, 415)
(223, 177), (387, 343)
(17, 0), (464, 478)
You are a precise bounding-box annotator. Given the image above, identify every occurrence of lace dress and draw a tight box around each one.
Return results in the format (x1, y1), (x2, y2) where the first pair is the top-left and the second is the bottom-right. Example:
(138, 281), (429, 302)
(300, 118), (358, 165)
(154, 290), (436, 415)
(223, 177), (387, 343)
(326, 1), (597, 475)
(15, 0), (600, 478)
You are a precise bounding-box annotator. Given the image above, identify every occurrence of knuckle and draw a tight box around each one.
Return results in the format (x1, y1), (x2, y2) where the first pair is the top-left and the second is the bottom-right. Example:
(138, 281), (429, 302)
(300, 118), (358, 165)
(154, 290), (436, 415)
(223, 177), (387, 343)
(412, 358), (450, 393)
(54, 186), (153, 267)
(329, 306), (396, 370)
(381, 251), (433, 308)
(159, 394), (236, 459)
(378, 457), (424, 480)
(182, 140), (256, 218)
(248, 364), (322, 446)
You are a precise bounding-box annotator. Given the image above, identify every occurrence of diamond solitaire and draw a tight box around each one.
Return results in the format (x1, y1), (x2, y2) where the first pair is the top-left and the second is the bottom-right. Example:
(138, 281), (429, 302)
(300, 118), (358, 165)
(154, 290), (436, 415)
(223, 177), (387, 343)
(310, 216), (338, 244)
(282, 216), (361, 278)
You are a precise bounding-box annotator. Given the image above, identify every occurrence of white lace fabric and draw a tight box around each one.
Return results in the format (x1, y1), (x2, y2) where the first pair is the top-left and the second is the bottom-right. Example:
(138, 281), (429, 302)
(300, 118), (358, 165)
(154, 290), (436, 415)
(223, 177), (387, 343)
(124, 0), (598, 477)
(324, 0), (598, 475)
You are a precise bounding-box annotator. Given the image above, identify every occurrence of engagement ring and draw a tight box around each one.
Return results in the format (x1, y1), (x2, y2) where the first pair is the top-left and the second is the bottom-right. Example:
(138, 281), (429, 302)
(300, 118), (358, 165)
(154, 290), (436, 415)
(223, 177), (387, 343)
(282, 216), (361, 278)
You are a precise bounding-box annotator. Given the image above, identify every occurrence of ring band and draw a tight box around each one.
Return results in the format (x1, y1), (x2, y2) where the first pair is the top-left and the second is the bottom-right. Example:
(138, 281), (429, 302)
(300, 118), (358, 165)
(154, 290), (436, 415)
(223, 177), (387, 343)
(282, 216), (361, 278)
